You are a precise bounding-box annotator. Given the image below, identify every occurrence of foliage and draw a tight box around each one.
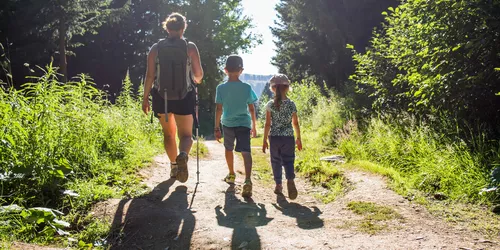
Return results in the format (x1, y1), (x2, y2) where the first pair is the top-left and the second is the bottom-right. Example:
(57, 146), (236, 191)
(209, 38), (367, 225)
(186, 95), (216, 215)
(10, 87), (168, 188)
(350, 0), (500, 133)
(1, 0), (258, 136)
(0, 65), (162, 243)
(286, 81), (323, 125)
(0, 205), (70, 243)
(272, 0), (398, 91)
(2, 0), (130, 81)
(337, 116), (500, 204)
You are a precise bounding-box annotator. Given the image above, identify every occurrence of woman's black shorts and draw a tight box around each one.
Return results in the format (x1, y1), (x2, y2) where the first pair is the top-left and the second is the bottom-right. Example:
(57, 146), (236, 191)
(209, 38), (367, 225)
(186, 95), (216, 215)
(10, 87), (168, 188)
(152, 88), (195, 117)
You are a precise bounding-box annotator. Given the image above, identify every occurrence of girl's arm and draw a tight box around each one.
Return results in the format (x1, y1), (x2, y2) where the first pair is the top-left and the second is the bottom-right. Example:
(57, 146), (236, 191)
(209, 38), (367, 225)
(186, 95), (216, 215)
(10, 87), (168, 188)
(262, 111), (271, 153)
(292, 112), (302, 150)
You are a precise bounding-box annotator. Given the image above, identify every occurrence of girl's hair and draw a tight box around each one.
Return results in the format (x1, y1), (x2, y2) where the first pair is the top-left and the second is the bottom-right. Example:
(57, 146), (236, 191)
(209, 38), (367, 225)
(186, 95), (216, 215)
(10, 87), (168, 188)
(273, 85), (289, 109)
(162, 13), (186, 32)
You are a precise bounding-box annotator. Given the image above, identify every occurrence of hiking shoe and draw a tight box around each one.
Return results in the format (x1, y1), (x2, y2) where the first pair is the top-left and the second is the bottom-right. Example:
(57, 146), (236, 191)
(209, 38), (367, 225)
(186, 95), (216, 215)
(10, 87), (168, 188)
(170, 164), (178, 179)
(287, 180), (298, 200)
(242, 179), (253, 198)
(224, 173), (236, 184)
(274, 184), (283, 194)
(176, 152), (189, 183)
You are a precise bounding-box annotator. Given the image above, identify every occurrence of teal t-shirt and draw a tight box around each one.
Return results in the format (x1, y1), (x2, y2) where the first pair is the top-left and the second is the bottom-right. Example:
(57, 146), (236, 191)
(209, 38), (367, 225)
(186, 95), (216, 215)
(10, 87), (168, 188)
(215, 81), (258, 128)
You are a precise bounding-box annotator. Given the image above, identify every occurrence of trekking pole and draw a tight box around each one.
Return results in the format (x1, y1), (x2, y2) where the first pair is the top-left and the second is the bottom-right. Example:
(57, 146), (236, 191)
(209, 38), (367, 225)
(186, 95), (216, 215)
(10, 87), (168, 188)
(195, 85), (200, 184)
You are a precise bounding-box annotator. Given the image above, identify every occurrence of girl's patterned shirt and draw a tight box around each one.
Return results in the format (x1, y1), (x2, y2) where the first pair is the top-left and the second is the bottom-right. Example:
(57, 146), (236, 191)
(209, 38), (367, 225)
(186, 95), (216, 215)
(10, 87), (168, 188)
(266, 99), (297, 137)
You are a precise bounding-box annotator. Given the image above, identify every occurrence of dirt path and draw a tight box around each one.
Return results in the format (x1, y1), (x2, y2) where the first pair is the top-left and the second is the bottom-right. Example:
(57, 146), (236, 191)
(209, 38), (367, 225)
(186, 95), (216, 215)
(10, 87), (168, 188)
(94, 141), (497, 250)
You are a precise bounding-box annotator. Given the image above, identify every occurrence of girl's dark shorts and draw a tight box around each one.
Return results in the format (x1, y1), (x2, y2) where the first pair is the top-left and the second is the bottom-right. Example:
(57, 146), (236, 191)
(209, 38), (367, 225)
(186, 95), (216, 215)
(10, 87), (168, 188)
(152, 88), (195, 117)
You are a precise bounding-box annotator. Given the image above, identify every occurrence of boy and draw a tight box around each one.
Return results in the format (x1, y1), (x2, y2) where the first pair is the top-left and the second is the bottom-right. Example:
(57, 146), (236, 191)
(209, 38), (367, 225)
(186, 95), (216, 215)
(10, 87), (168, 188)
(214, 55), (258, 198)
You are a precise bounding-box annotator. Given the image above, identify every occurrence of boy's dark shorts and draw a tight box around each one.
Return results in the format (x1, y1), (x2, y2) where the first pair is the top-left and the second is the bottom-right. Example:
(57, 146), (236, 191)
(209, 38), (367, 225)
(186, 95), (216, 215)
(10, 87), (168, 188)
(152, 88), (195, 117)
(223, 125), (251, 153)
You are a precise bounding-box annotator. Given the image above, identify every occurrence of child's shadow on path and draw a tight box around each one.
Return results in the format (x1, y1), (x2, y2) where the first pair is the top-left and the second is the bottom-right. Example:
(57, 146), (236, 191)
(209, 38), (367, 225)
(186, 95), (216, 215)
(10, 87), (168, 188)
(272, 194), (324, 229)
(215, 185), (273, 250)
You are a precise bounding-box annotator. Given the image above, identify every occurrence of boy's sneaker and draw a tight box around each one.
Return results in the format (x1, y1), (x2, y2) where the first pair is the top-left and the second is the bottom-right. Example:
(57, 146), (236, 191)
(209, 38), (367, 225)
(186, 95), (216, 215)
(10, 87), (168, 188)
(242, 179), (253, 198)
(224, 173), (236, 184)
(176, 152), (189, 183)
(274, 184), (283, 194)
(287, 180), (298, 200)
(170, 164), (178, 179)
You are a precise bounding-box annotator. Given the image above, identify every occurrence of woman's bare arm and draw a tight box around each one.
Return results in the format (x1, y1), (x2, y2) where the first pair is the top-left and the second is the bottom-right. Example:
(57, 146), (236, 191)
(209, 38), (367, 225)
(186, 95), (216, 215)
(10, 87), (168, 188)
(188, 42), (203, 84)
(142, 44), (157, 114)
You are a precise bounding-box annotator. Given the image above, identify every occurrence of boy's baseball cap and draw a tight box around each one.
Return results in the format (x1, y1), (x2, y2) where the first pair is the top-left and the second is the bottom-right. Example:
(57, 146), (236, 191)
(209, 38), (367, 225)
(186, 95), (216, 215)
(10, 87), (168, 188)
(225, 55), (243, 72)
(269, 74), (290, 86)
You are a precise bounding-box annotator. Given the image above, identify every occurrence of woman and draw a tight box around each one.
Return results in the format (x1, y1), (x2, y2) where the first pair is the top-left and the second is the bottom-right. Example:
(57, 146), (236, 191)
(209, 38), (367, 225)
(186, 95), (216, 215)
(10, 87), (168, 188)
(142, 12), (203, 183)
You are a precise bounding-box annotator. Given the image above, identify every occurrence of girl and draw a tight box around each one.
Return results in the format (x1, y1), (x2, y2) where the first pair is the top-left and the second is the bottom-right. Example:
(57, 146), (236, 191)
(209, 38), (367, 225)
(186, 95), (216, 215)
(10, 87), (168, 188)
(262, 74), (302, 199)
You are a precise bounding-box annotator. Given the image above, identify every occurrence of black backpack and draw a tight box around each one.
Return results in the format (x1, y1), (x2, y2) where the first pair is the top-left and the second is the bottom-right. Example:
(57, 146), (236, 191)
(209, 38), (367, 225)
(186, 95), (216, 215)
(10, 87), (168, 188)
(155, 37), (193, 101)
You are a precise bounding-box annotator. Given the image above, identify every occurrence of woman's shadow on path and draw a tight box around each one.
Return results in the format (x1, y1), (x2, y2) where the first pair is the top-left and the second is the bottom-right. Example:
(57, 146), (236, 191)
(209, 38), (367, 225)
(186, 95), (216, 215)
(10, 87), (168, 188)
(107, 179), (195, 250)
(215, 185), (273, 250)
(272, 194), (324, 229)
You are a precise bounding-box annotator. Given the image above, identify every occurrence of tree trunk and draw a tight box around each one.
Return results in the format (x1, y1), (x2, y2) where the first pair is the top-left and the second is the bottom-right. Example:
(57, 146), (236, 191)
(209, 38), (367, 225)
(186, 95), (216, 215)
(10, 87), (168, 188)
(58, 22), (68, 82)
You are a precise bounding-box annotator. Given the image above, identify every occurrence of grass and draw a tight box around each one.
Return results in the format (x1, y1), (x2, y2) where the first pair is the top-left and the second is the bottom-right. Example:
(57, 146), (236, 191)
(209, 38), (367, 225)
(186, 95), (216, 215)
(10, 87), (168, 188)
(190, 137), (209, 158)
(251, 135), (264, 147)
(0, 69), (166, 246)
(250, 150), (275, 184)
(426, 202), (500, 239)
(346, 201), (403, 234)
(73, 218), (110, 249)
(337, 118), (498, 204)
(334, 116), (500, 236)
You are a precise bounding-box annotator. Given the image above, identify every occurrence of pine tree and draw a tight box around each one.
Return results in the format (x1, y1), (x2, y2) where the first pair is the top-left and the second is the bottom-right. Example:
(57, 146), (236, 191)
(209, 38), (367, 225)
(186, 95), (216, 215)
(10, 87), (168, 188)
(15, 0), (130, 82)
(272, 0), (398, 92)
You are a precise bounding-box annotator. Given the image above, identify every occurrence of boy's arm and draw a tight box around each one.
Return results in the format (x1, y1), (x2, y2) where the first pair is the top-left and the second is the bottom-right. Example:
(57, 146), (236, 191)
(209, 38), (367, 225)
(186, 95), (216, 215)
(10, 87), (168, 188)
(262, 111), (271, 153)
(215, 103), (223, 142)
(292, 112), (302, 150)
(248, 103), (257, 137)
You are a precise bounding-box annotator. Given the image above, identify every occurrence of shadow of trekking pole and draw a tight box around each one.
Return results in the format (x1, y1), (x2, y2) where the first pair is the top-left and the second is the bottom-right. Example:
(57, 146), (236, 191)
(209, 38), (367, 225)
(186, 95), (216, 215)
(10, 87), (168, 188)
(188, 183), (198, 210)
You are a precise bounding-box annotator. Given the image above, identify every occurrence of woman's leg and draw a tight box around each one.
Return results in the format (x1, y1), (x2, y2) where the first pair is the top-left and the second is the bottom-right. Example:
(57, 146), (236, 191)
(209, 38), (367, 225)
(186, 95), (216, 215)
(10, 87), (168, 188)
(174, 114), (194, 154)
(158, 113), (178, 162)
(173, 114), (193, 183)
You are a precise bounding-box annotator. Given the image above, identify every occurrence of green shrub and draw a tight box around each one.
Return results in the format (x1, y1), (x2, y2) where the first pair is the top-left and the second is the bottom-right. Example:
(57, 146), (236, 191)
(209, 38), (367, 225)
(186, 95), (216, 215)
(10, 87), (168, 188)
(350, 0), (500, 133)
(0, 65), (163, 243)
(338, 116), (498, 203)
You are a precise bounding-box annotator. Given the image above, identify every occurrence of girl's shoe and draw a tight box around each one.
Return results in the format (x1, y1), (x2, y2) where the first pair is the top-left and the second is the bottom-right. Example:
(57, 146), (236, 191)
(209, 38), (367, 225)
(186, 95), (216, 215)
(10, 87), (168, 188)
(242, 179), (253, 198)
(274, 184), (283, 194)
(287, 180), (298, 200)
(224, 173), (236, 184)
